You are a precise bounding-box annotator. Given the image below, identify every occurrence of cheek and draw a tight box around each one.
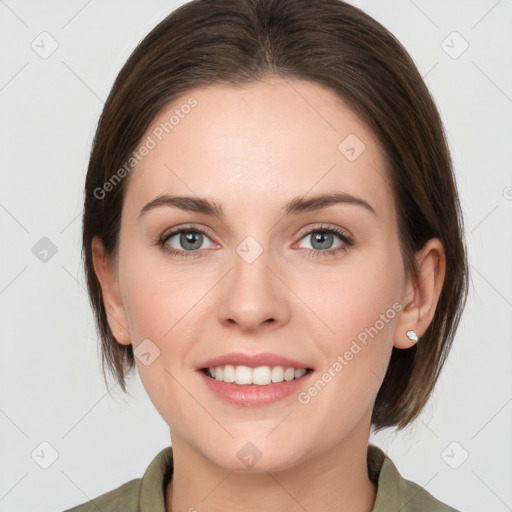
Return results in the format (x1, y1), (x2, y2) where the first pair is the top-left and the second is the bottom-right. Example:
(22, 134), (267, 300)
(117, 254), (210, 419)
(117, 231), (206, 341)
(299, 242), (404, 381)
(122, 273), (173, 342)
(292, 254), (403, 434)
(305, 247), (402, 334)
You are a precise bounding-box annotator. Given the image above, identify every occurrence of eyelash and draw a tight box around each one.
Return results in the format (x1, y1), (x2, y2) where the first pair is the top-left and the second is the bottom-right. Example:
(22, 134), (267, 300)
(157, 224), (354, 260)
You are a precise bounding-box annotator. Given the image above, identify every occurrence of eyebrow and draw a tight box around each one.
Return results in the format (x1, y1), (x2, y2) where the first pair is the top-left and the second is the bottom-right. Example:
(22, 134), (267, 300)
(138, 192), (376, 220)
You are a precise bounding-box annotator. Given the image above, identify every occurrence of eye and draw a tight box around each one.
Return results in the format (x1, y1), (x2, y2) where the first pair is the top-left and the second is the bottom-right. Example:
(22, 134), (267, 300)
(296, 225), (353, 257)
(157, 224), (353, 259)
(158, 225), (217, 258)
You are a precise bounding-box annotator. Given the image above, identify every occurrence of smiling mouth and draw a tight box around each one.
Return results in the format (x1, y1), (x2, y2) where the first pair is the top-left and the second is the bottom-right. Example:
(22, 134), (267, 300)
(201, 365), (313, 385)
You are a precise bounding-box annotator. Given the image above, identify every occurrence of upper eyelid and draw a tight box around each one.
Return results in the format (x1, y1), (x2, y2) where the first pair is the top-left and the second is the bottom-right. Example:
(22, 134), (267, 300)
(162, 224), (212, 238)
(296, 224), (352, 239)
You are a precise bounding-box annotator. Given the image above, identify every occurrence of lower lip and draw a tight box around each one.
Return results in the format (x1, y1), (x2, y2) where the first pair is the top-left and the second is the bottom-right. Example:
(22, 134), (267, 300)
(198, 370), (314, 406)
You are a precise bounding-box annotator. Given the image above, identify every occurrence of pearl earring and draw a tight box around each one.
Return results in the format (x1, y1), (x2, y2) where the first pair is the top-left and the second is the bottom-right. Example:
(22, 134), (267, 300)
(406, 330), (418, 342)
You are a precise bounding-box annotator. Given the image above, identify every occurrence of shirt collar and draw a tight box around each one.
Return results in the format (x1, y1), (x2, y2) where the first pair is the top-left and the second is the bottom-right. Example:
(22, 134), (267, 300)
(138, 444), (418, 511)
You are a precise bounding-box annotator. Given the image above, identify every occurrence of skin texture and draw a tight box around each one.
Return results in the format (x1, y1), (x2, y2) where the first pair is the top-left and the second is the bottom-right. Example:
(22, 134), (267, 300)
(92, 77), (446, 512)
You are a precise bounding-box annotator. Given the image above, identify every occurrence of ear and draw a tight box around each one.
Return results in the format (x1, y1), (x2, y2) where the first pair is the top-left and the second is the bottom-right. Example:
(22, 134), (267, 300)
(91, 236), (131, 346)
(394, 238), (446, 349)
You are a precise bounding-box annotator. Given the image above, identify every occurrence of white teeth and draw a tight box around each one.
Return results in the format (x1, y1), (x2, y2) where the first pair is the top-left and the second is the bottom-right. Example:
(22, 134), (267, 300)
(284, 367), (295, 381)
(235, 365), (253, 385)
(205, 365), (308, 385)
(253, 366), (272, 385)
(223, 364), (235, 383)
(271, 366), (284, 382)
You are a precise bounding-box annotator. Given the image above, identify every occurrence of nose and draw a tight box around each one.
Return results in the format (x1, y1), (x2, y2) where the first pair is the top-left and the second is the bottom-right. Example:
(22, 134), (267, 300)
(217, 247), (291, 333)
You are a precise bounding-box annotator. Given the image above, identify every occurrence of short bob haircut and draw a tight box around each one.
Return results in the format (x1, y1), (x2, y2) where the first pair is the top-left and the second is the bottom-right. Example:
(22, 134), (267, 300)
(82, 0), (469, 432)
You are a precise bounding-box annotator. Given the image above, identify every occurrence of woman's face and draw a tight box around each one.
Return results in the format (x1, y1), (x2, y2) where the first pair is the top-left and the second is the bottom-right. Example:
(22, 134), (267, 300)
(102, 78), (411, 471)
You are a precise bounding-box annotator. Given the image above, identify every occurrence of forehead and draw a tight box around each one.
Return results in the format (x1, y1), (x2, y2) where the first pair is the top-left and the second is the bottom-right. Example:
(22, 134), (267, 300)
(123, 78), (394, 222)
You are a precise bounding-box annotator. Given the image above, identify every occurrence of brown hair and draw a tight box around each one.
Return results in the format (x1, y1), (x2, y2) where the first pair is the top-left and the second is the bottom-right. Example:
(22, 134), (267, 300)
(82, 0), (469, 431)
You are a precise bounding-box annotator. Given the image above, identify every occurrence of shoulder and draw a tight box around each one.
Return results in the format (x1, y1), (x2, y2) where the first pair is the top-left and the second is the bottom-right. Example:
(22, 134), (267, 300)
(368, 444), (460, 512)
(61, 446), (173, 512)
(392, 467), (460, 512)
(61, 478), (142, 512)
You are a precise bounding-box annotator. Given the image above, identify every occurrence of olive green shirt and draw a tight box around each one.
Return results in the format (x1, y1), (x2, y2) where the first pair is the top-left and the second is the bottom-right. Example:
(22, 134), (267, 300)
(63, 444), (459, 511)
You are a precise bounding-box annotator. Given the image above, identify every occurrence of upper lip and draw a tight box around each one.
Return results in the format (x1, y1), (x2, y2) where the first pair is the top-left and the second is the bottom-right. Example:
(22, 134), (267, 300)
(197, 352), (313, 370)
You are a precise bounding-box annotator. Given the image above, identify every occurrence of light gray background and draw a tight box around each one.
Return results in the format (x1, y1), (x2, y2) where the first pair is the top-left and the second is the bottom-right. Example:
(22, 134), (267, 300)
(1, 1), (511, 511)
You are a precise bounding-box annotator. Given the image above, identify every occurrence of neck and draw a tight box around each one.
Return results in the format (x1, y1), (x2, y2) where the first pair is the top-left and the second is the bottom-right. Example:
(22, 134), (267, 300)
(165, 431), (377, 512)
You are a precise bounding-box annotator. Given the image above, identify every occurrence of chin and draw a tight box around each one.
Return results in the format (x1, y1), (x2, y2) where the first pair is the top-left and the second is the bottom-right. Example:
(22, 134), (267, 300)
(202, 436), (306, 474)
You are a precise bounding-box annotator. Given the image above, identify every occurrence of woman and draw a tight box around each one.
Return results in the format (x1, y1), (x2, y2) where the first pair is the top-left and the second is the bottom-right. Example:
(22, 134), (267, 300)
(66, 0), (469, 510)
